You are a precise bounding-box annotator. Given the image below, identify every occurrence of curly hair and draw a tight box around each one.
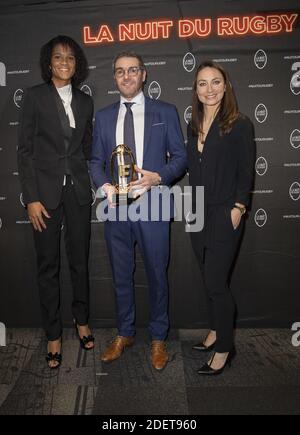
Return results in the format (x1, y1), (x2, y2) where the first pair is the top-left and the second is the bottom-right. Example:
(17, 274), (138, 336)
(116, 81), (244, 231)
(191, 60), (240, 137)
(40, 35), (88, 87)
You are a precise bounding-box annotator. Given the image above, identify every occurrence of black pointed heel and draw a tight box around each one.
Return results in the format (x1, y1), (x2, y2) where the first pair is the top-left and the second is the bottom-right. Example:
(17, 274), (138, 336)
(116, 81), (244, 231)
(192, 341), (216, 352)
(73, 320), (95, 350)
(197, 347), (236, 376)
(192, 332), (216, 352)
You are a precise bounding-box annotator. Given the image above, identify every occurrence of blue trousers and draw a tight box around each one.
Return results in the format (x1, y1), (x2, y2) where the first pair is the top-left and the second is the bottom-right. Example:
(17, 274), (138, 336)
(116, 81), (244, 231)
(104, 220), (170, 340)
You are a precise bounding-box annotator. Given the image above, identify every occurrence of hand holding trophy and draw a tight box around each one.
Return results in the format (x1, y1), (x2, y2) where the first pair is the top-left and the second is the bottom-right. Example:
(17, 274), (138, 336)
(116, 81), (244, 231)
(110, 144), (138, 205)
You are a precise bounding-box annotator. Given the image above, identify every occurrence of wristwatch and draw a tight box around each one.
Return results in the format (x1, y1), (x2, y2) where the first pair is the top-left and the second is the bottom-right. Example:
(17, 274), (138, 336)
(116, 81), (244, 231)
(234, 205), (246, 215)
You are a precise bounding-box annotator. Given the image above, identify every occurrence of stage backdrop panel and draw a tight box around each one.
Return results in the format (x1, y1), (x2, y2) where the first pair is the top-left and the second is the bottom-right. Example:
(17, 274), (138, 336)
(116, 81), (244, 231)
(0, 0), (300, 328)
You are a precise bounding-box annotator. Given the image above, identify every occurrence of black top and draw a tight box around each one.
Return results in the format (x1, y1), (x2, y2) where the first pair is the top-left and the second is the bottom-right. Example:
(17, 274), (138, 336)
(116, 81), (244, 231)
(187, 114), (255, 249)
(187, 114), (255, 209)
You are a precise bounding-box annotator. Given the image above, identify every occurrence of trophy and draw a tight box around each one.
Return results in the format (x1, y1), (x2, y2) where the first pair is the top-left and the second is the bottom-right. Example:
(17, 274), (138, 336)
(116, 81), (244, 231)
(110, 144), (138, 205)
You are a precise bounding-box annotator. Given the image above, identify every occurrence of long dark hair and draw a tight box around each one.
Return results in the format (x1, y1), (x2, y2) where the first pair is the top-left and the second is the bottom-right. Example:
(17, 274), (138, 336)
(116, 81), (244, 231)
(191, 60), (239, 136)
(40, 35), (88, 86)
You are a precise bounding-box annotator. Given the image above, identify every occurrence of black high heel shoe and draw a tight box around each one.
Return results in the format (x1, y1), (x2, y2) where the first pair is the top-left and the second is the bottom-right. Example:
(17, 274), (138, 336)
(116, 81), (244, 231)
(192, 341), (216, 352)
(46, 339), (62, 369)
(74, 321), (95, 350)
(192, 333), (216, 352)
(197, 347), (236, 376)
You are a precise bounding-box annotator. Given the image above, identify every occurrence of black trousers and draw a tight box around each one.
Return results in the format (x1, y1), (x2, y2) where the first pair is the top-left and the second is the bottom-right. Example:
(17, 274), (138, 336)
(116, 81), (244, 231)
(191, 227), (242, 353)
(33, 177), (91, 341)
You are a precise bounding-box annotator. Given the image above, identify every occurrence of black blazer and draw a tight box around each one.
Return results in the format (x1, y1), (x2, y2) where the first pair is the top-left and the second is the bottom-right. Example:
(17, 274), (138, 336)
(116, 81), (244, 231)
(187, 115), (255, 248)
(18, 82), (93, 209)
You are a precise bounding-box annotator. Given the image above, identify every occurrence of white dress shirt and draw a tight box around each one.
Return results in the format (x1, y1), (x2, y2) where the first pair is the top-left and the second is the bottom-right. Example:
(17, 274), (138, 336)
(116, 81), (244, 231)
(101, 92), (146, 196)
(116, 91), (145, 176)
(56, 84), (76, 129)
(56, 84), (75, 185)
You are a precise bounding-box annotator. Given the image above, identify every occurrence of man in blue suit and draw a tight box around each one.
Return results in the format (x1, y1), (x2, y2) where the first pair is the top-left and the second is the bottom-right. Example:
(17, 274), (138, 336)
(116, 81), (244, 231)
(90, 51), (187, 370)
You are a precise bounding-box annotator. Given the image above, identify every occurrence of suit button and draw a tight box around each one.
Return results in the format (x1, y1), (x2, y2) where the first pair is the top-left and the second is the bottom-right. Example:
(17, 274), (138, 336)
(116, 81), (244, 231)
(199, 157), (202, 163)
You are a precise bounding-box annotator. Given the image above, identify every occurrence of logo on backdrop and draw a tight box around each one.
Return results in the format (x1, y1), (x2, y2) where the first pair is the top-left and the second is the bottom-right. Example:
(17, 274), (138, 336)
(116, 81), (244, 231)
(255, 103), (268, 123)
(80, 84), (92, 96)
(291, 322), (300, 347)
(0, 62), (6, 86)
(184, 106), (192, 124)
(290, 62), (300, 95)
(290, 129), (300, 149)
(255, 157), (268, 176)
(254, 208), (267, 227)
(289, 182), (300, 201)
(254, 49), (267, 69)
(148, 81), (161, 100)
(183, 52), (196, 72)
(0, 323), (6, 347)
(14, 88), (24, 108)
(19, 193), (26, 208)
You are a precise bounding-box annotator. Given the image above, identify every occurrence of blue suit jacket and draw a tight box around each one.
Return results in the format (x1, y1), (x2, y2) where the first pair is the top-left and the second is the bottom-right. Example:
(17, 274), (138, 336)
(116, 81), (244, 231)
(90, 96), (187, 219)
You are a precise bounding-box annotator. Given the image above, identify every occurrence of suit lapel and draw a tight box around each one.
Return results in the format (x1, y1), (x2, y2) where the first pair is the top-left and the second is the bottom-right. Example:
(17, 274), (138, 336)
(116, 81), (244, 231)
(47, 83), (65, 153)
(110, 102), (119, 151)
(71, 88), (78, 119)
(70, 87), (80, 147)
(143, 97), (154, 162)
(48, 82), (72, 152)
(47, 82), (64, 133)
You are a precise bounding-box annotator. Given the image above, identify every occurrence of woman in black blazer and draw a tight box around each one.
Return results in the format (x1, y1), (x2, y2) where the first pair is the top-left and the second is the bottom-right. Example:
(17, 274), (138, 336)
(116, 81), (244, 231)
(187, 61), (255, 375)
(18, 36), (94, 368)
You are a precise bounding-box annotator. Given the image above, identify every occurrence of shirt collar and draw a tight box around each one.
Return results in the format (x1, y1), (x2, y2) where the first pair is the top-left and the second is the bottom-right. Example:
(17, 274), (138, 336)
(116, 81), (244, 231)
(56, 83), (72, 96)
(120, 91), (144, 107)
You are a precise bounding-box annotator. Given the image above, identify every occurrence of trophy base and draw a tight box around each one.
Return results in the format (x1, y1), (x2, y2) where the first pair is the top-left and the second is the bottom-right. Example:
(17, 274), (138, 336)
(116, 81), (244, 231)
(113, 193), (136, 206)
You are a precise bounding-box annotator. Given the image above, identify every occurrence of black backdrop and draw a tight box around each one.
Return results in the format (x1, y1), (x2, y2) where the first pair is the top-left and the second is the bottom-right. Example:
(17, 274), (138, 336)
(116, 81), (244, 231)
(0, 0), (299, 329)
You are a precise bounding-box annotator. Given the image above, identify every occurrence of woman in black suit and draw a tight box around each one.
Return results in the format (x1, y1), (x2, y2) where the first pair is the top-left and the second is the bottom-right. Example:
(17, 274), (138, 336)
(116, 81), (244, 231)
(187, 61), (255, 375)
(18, 36), (94, 368)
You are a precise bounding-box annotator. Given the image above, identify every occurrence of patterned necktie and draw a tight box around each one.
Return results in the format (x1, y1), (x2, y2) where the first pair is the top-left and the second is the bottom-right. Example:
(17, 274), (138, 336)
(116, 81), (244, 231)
(123, 102), (136, 159)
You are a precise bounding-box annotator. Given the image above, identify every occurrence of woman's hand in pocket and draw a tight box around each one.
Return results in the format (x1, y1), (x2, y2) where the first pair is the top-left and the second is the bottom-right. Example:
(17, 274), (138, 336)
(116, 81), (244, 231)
(230, 207), (242, 230)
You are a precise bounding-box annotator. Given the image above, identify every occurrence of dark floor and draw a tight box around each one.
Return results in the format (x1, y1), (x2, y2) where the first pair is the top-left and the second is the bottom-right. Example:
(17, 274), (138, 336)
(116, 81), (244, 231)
(0, 328), (299, 415)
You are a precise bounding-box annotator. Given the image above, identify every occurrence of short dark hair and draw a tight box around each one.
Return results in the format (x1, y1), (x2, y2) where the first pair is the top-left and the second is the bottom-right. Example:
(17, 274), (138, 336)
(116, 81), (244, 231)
(112, 51), (145, 73)
(40, 35), (88, 86)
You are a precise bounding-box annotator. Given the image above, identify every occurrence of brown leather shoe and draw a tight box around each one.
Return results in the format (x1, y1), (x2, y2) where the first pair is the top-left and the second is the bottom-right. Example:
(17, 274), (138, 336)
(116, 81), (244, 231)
(100, 336), (134, 362)
(151, 340), (169, 371)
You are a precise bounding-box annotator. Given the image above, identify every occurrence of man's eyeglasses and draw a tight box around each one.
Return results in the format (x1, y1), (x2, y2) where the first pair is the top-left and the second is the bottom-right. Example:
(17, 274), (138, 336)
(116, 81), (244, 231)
(114, 66), (144, 78)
